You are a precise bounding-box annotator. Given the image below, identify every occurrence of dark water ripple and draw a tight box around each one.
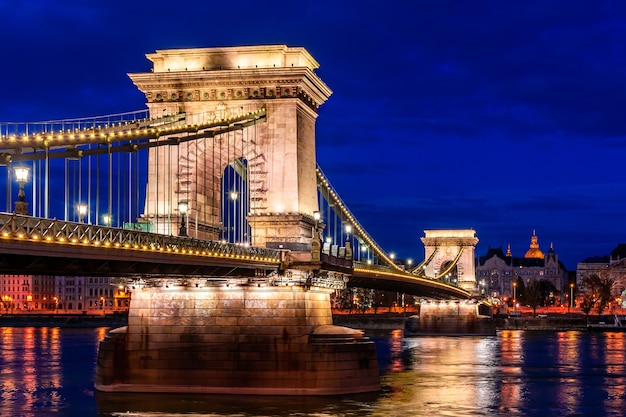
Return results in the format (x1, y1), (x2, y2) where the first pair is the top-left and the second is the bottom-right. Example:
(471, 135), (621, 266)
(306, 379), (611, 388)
(1, 327), (625, 416)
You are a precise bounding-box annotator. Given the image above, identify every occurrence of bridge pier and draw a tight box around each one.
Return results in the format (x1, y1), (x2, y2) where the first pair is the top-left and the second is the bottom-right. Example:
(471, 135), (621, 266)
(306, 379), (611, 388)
(95, 276), (380, 395)
(404, 299), (496, 336)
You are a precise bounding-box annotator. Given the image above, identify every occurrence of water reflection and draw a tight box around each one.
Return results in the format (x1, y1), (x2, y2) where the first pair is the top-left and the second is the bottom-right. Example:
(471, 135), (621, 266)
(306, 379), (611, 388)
(1, 327), (64, 416)
(2, 328), (626, 416)
(371, 335), (500, 417)
(97, 391), (383, 416)
(0, 327), (106, 417)
(603, 333), (626, 411)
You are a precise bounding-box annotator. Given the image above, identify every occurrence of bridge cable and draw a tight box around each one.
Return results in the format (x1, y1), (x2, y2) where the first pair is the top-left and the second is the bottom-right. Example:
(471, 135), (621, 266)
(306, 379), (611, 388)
(410, 247), (438, 274)
(316, 165), (403, 271)
(434, 247), (464, 280)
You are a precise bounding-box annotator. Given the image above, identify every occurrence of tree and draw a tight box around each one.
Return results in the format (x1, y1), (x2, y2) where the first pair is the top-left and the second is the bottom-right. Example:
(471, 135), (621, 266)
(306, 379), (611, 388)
(580, 294), (596, 324)
(582, 273), (615, 315)
(597, 276), (615, 315)
(525, 279), (542, 317)
(538, 280), (558, 306)
(372, 290), (386, 314)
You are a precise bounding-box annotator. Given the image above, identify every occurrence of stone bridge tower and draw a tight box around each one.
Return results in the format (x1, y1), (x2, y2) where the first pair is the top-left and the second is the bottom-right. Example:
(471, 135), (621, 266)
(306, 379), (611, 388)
(95, 46), (380, 396)
(128, 45), (332, 248)
(421, 229), (478, 292)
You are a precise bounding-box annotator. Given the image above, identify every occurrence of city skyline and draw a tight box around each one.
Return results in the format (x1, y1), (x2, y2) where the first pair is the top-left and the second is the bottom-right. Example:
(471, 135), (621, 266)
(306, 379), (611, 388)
(2, 1), (626, 269)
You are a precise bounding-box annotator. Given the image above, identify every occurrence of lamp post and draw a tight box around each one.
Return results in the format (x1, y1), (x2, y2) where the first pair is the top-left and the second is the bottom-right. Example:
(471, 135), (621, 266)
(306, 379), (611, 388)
(570, 283), (575, 312)
(313, 210), (321, 238)
(178, 202), (188, 237)
(344, 224), (352, 259)
(77, 203), (87, 223)
(230, 191), (238, 243)
(513, 282), (517, 312)
(13, 165), (30, 215)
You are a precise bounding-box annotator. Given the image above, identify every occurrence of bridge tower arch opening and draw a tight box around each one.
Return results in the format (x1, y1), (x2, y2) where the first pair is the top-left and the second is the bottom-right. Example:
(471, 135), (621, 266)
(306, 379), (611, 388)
(421, 229), (479, 293)
(439, 260), (459, 285)
(219, 157), (251, 245)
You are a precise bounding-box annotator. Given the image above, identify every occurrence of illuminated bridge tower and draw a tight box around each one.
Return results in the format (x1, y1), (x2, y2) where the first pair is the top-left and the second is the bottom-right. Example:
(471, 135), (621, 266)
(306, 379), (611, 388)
(129, 45), (328, 247)
(421, 229), (479, 292)
(95, 46), (380, 395)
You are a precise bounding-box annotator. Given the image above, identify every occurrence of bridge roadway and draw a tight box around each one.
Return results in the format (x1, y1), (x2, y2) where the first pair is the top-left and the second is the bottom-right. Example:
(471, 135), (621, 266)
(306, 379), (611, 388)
(0, 213), (470, 299)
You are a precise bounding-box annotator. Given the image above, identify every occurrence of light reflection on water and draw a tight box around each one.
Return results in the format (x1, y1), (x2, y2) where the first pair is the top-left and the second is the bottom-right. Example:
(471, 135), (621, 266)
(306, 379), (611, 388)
(1, 327), (626, 416)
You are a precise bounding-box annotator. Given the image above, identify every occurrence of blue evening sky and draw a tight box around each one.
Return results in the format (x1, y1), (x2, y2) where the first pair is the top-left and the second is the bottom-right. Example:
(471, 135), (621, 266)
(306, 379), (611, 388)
(1, 0), (625, 269)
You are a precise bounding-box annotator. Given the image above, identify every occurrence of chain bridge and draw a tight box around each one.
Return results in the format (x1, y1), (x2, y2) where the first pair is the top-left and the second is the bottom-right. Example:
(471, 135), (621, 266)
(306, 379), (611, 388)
(0, 45), (477, 395)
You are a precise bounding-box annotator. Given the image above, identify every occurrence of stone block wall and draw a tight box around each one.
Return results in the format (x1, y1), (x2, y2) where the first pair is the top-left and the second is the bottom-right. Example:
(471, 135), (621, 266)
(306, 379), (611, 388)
(95, 283), (380, 395)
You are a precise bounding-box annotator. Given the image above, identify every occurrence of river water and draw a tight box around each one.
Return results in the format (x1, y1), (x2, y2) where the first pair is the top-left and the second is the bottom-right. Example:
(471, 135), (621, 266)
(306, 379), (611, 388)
(1, 327), (625, 416)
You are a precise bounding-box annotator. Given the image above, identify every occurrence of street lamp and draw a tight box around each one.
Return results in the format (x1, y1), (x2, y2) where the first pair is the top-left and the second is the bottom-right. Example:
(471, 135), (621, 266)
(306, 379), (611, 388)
(313, 210), (321, 236)
(230, 191), (238, 242)
(178, 201), (188, 237)
(344, 224), (352, 259)
(77, 203), (87, 223)
(102, 213), (112, 226)
(13, 165), (30, 215)
(513, 282), (517, 312)
(570, 283), (575, 311)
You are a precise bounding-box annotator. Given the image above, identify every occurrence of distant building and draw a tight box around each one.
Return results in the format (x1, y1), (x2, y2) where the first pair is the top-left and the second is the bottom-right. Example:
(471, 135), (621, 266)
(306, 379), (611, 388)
(56, 276), (85, 313)
(575, 256), (609, 287)
(575, 245), (626, 309)
(1, 274), (55, 312)
(608, 245), (626, 295)
(476, 231), (568, 303)
(85, 277), (130, 313)
(1, 274), (130, 314)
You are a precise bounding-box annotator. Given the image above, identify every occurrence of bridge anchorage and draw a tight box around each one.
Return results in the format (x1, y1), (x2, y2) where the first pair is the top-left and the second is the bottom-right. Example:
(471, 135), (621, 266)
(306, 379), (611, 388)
(0, 45), (481, 395)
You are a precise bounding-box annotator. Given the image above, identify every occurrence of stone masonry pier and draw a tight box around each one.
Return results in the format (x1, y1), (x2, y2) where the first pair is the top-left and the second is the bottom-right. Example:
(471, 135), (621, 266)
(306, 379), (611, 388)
(95, 278), (380, 395)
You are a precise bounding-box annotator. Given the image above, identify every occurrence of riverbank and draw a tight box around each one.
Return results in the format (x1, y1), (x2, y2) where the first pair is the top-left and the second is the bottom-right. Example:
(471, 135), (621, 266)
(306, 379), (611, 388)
(0, 312), (128, 328)
(333, 314), (594, 333)
(496, 316), (588, 331)
(0, 312), (599, 332)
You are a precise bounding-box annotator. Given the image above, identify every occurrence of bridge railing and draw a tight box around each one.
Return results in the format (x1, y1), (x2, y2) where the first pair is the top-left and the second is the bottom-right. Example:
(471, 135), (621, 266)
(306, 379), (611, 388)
(354, 261), (442, 281)
(0, 213), (282, 261)
(353, 261), (405, 273)
(0, 109), (152, 137)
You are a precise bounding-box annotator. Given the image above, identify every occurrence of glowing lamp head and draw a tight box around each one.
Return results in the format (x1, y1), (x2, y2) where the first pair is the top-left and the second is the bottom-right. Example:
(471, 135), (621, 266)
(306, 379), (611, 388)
(313, 211), (321, 221)
(230, 191), (239, 201)
(178, 201), (188, 215)
(77, 204), (87, 217)
(14, 165), (30, 183)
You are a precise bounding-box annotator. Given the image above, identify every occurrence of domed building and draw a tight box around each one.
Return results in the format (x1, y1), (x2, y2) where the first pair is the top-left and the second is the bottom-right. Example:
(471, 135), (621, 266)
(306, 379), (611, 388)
(524, 230), (544, 259)
(476, 231), (568, 304)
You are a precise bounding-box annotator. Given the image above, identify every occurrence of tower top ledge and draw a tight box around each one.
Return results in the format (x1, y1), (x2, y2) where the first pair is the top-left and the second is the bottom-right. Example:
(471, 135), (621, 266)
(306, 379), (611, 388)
(147, 45), (320, 73)
(423, 229), (477, 239)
